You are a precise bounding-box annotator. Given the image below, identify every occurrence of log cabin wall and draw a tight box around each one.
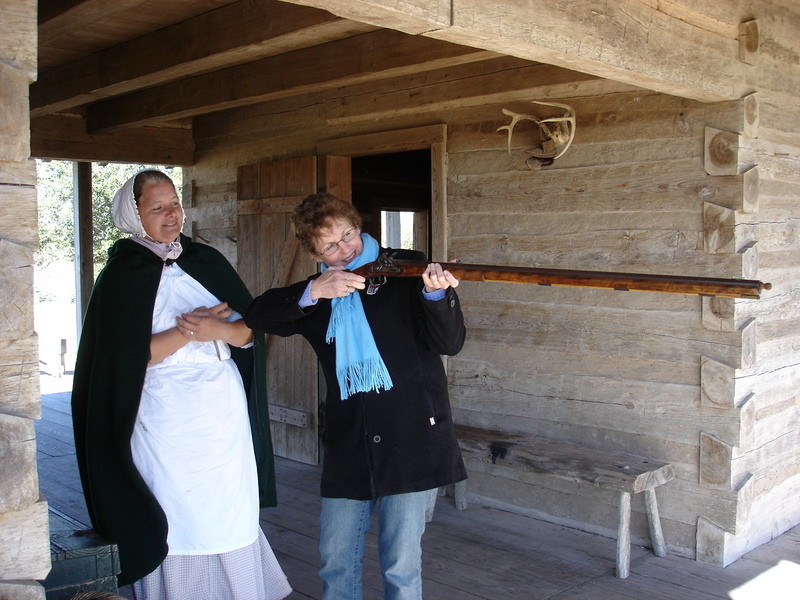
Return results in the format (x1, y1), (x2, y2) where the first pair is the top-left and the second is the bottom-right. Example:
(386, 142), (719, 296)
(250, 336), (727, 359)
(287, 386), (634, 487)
(446, 91), (800, 567)
(0, 0), (51, 597)
(182, 20), (799, 565)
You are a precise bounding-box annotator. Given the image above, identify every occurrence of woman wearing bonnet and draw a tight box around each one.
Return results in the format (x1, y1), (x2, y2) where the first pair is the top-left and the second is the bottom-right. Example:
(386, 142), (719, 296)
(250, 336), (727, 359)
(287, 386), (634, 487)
(71, 170), (291, 600)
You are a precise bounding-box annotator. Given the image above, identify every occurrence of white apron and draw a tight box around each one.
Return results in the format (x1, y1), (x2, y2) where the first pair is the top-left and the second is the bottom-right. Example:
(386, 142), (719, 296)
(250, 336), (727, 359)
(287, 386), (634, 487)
(130, 263), (259, 555)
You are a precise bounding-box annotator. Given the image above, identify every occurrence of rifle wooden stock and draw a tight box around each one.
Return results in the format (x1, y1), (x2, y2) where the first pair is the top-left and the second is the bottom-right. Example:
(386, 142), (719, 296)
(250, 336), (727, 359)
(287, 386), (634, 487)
(350, 254), (771, 299)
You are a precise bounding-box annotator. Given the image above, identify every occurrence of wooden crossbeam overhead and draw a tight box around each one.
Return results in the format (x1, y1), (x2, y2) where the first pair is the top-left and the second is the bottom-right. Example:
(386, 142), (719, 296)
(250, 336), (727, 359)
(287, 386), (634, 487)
(85, 30), (499, 133)
(30, 114), (194, 166)
(29, 0), (768, 162)
(36, 0), (236, 70)
(32, 0), (375, 117)
(38, 0), (150, 38)
(192, 58), (631, 151)
(289, 0), (751, 102)
(282, 0), (452, 35)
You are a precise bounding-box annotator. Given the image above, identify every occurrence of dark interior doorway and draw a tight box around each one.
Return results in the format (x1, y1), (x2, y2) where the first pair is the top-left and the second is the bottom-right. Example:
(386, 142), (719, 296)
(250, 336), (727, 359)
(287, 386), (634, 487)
(351, 149), (431, 257)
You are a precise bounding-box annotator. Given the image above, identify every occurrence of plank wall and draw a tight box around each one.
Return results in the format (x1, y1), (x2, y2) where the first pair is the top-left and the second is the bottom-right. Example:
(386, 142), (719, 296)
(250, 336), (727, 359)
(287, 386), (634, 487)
(186, 56), (800, 565)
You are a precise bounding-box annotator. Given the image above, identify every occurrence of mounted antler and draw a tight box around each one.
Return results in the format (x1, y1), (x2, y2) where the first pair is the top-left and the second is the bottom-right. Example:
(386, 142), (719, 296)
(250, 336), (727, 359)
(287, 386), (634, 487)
(497, 100), (576, 168)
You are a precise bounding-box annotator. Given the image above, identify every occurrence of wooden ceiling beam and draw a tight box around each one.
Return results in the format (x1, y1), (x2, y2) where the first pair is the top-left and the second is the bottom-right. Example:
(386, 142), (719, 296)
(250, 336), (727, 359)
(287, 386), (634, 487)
(38, 0), (149, 37)
(31, 0), (373, 117)
(85, 30), (499, 133)
(287, 0), (749, 102)
(283, 0), (452, 35)
(30, 114), (194, 165)
(193, 57), (634, 151)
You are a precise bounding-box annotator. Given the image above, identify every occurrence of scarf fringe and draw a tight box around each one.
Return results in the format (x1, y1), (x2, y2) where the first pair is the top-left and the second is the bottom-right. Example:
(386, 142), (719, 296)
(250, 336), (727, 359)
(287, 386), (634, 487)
(325, 294), (348, 344)
(336, 358), (393, 398)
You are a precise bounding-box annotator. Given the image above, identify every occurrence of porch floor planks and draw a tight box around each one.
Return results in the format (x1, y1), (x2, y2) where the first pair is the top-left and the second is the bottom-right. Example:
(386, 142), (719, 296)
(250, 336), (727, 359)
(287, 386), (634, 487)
(35, 389), (800, 600)
(36, 391), (92, 526)
(422, 505), (614, 598)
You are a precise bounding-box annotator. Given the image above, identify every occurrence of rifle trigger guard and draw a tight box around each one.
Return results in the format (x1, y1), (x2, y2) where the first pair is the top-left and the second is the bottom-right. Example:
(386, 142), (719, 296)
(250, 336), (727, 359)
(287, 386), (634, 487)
(366, 275), (387, 295)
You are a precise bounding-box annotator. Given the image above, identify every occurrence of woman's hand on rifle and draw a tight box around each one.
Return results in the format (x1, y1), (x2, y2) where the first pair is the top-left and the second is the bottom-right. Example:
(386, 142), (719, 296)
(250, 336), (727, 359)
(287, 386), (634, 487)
(422, 262), (459, 293)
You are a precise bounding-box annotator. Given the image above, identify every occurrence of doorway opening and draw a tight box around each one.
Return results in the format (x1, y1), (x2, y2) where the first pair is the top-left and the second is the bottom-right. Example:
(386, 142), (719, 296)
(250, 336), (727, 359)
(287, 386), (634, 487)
(351, 149), (431, 257)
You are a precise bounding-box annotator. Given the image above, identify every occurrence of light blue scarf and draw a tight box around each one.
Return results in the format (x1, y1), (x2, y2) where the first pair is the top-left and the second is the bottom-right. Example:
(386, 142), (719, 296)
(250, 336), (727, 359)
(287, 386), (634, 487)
(324, 234), (393, 399)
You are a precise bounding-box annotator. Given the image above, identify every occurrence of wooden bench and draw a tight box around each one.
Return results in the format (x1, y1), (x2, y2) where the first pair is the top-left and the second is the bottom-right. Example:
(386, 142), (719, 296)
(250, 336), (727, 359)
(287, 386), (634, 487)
(453, 424), (675, 578)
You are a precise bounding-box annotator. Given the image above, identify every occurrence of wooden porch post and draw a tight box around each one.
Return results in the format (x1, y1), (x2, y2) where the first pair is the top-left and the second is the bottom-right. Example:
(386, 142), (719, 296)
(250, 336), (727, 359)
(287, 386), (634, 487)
(73, 161), (93, 323)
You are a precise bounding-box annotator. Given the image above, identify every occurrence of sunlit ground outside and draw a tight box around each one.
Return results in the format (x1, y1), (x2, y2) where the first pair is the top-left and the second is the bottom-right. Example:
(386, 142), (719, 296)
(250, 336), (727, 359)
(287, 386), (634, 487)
(728, 559), (800, 599)
(35, 259), (77, 395)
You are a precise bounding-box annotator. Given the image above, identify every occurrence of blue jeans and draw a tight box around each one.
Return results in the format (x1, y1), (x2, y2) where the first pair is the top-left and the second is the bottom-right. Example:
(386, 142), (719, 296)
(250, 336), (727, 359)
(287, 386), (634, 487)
(319, 490), (429, 600)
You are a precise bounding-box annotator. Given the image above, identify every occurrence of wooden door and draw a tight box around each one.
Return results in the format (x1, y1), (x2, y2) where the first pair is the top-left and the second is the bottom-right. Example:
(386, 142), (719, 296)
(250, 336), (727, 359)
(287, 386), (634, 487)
(237, 156), (350, 464)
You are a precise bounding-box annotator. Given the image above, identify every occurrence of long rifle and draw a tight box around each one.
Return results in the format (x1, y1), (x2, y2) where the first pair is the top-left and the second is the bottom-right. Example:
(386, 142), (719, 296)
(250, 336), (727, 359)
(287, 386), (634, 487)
(350, 253), (771, 299)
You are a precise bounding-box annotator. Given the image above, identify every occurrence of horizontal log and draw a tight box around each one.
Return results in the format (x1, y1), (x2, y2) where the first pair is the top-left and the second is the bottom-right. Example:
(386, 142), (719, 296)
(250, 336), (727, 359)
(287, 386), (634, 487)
(87, 29), (496, 132)
(0, 336), (40, 420)
(0, 499), (51, 580)
(237, 196), (305, 215)
(32, 0), (362, 117)
(0, 0), (36, 79)
(293, 0), (747, 101)
(0, 414), (39, 513)
(0, 159), (36, 186)
(450, 368), (749, 450)
(30, 114), (194, 165)
(0, 63), (31, 162)
(0, 196), (36, 250)
(448, 232), (753, 285)
(194, 57), (629, 145)
(0, 272), (36, 352)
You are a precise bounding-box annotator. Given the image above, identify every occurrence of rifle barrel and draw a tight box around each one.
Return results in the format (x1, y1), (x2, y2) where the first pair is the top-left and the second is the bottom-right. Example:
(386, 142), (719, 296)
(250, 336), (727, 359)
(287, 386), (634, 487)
(351, 258), (771, 299)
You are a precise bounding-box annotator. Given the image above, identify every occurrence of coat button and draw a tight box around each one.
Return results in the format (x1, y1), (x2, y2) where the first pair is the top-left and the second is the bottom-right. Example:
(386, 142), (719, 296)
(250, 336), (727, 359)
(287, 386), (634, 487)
(449, 298), (455, 308)
(373, 435), (382, 443)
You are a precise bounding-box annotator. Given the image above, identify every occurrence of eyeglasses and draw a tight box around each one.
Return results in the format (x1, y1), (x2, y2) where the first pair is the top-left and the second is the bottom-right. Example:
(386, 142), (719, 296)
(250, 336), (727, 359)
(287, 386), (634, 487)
(317, 226), (360, 256)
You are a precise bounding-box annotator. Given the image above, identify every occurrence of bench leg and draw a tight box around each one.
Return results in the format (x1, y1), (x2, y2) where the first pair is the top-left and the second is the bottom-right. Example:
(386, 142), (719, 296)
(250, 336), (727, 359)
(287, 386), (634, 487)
(454, 479), (468, 510)
(616, 491), (631, 578)
(644, 488), (667, 558)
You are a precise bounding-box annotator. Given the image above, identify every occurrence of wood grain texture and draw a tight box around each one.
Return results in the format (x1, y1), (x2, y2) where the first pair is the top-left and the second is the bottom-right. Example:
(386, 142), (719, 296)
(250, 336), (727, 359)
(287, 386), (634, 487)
(0, 414), (40, 513)
(0, 64), (31, 163)
(31, 0), (363, 117)
(456, 424), (675, 494)
(0, 0), (36, 79)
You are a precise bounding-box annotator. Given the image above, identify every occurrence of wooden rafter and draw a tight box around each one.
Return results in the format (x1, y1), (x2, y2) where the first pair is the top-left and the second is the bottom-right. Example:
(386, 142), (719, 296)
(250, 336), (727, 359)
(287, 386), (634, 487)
(85, 30), (498, 132)
(32, 0), (371, 117)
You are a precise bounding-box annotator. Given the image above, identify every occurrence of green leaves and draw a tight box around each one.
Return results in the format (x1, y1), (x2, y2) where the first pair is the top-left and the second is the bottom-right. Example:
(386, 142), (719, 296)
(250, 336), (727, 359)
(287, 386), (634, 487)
(35, 161), (182, 269)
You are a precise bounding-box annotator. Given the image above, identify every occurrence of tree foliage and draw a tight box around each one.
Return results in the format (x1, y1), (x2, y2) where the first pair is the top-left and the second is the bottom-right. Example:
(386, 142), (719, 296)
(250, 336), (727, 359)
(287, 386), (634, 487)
(35, 161), (183, 268)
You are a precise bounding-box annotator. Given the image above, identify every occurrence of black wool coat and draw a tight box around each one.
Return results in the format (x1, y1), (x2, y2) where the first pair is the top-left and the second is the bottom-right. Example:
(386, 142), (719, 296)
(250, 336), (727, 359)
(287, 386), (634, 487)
(245, 248), (468, 500)
(71, 235), (277, 585)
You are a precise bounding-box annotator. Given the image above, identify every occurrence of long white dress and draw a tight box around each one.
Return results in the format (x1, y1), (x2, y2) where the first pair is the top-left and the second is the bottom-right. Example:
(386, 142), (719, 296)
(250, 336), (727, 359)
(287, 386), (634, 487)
(129, 263), (291, 600)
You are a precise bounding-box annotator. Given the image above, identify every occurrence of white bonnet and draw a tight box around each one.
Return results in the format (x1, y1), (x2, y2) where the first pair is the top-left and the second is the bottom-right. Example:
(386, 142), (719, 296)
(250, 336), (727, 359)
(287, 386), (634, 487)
(111, 171), (148, 237)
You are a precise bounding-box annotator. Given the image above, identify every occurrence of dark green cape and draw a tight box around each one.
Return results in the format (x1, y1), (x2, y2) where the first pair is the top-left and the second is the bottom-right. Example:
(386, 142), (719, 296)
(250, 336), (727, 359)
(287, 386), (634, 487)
(71, 234), (276, 586)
